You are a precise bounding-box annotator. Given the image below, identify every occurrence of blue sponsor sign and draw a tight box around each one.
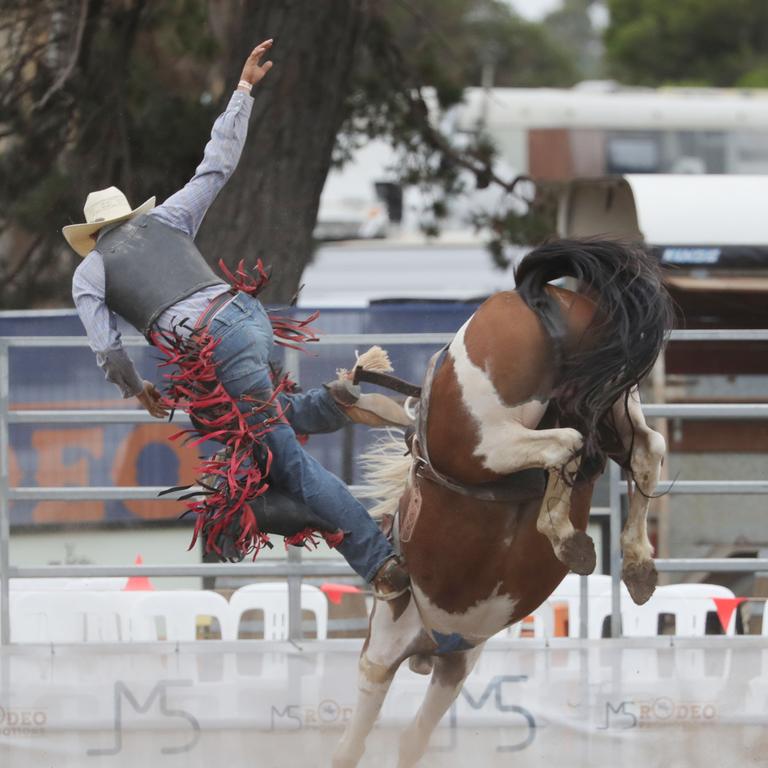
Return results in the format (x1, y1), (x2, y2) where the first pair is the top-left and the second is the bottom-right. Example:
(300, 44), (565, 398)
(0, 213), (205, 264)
(1, 304), (475, 527)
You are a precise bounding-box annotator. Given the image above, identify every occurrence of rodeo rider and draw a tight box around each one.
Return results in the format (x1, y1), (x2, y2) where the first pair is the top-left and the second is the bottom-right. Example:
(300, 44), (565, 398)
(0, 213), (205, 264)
(64, 40), (410, 601)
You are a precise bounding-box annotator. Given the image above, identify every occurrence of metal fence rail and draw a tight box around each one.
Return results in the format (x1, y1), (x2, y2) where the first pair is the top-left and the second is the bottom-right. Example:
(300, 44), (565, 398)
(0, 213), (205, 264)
(2, 329), (768, 645)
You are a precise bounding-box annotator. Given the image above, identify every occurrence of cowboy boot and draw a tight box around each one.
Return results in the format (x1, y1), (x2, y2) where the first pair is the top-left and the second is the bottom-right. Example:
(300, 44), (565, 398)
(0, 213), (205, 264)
(325, 378), (414, 428)
(370, 555), (410, 601)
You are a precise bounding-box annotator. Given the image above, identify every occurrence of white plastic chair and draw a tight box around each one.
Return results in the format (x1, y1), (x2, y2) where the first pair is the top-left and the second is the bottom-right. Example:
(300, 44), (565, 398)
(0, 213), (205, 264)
(545, 574), (618, 638)
(11, 591), (121, 643)
(104, 591), (154, 641)
(128, 591), (232, 641)
(228, 583), (328, 640)
(487, 575), (618, 642)
(622, 583), (738, 637)
(488, 602), (554, 641)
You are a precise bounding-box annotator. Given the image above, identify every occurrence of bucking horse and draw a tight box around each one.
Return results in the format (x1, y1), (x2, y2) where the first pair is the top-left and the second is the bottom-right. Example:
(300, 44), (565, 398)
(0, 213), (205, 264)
(333, 238), (675, 768)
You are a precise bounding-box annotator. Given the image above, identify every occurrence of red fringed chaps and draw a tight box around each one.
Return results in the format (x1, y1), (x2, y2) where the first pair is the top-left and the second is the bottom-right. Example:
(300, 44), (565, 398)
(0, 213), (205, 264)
(150, 259), (343, 560)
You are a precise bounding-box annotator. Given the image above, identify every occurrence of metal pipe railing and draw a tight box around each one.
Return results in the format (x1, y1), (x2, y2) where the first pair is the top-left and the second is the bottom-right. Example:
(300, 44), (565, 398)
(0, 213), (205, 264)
(3, 329), (768, 645)
(0, 332), (456, 348)
(8, 403), (768, 424)
(0, 341), (10, 646)
(9, 479), (763, 502)
(7, 562), (355, 579)
(6, 485), (374, 500)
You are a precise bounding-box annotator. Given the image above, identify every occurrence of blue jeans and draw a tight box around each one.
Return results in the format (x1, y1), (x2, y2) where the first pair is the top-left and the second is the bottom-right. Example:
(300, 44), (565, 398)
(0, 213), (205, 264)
(207, 292), (394, 581)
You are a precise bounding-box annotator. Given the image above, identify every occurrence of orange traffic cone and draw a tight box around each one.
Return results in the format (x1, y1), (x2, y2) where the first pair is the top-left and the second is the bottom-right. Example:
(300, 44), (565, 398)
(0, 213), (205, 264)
(124, 554), (155, 591)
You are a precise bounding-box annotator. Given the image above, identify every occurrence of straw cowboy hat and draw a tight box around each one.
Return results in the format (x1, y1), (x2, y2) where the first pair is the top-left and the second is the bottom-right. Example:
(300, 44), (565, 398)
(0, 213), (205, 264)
(62, 186), (155, 257)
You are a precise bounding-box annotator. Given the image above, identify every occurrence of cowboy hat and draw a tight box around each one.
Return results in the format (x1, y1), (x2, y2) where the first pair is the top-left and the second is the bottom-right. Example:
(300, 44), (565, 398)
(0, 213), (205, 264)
(62, 186), (156, 257)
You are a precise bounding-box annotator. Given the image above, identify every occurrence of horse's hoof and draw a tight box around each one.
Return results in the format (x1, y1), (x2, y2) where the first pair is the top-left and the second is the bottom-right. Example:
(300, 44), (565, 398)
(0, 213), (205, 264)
(623, 559), (658, 605)
(559, 531), (596, 575)
(408, 654), (433, 675)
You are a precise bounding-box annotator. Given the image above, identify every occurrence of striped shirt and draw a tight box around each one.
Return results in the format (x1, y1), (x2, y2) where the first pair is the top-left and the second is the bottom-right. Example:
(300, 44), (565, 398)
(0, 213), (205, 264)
(71, 90), (253, 397)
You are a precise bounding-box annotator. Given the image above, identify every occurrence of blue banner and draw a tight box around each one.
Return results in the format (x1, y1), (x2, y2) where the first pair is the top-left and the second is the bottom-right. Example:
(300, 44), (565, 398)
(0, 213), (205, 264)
(1, 304), (475, 528)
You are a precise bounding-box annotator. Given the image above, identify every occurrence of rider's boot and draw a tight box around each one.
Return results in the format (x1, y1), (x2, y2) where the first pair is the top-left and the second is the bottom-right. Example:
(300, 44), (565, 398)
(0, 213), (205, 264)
(325, 345), (414, 428)
(370, 555), (410, 601)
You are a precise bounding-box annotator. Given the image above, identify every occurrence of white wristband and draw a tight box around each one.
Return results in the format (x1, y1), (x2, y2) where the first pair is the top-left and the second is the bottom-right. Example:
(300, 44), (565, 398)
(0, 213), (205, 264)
(237, 79), (253, 92)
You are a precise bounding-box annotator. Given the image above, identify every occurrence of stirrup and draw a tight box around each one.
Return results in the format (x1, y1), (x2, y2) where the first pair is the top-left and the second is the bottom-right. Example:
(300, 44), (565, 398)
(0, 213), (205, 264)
(372, 584), (411, 602)
(371, 556), (411, 601)
(326, 379), (412, 428)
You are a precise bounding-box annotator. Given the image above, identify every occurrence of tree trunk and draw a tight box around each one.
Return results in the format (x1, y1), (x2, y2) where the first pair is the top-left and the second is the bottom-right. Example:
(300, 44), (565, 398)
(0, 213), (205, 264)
(198, 0), (369, 303)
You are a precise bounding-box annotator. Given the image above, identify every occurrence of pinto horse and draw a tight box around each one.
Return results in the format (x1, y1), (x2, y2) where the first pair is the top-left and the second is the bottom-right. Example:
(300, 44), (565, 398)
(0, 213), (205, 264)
(332, 239), (674, 768)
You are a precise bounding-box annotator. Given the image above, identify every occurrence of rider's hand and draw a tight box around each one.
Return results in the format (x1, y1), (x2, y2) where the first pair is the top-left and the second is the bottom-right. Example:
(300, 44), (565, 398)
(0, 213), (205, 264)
(136, 380), (169, 419)
(239, 39), (274, 88)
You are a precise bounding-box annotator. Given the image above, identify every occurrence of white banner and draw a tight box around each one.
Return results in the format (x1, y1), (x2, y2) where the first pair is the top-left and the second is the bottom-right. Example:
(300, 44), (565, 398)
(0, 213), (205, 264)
(0, 638), (766, 767)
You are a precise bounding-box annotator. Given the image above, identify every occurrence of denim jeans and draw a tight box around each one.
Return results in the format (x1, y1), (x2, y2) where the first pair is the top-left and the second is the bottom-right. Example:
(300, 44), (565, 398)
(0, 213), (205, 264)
(207, 292), (394, 581)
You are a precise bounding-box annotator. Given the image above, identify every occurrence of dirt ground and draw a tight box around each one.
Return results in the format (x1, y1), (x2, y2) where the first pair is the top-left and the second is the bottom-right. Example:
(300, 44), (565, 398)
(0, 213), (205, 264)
(2, 722), (768, 768)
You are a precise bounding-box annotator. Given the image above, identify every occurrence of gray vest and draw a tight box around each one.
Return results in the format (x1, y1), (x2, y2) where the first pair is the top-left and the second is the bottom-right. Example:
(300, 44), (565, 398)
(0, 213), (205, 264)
(100, 214), (223, 337)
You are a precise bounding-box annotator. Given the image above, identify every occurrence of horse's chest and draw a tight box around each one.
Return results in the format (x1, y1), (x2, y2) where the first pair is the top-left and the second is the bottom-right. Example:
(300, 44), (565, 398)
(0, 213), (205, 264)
(413, 581), (518, 647)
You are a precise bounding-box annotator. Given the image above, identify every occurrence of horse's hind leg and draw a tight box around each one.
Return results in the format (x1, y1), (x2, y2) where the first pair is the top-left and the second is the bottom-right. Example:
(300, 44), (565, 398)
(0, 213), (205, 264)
(397, 644), (485, 768)
(608, 386), (666, 605)
(333, 595), (428, 768)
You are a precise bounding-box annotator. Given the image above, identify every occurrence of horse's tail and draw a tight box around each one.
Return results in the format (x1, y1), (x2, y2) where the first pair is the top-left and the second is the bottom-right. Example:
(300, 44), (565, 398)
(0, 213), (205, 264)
(515, 238), (675, 470)
(358, 429), (412, 520)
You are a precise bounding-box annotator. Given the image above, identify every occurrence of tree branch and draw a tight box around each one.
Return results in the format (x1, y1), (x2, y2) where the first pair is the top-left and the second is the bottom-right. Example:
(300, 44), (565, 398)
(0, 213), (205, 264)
(33, 0), (89, 112)
(390, 0), (455, 56)
(0, 37), (61, 109)
(0, 233), (43, 288)
(368, 19), (531, 201)
(406, 87), (529, 196)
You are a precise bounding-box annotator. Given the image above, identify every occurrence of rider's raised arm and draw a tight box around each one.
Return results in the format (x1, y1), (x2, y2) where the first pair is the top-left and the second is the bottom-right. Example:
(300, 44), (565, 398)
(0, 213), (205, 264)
(151, 39), (274, 239)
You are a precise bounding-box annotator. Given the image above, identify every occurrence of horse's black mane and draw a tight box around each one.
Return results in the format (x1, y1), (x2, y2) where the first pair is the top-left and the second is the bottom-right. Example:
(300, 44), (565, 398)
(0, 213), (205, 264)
(515, 237), (675, 476)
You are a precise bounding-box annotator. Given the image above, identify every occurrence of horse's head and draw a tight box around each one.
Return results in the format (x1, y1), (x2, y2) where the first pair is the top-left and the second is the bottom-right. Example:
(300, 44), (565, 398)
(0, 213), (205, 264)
(516, 238), (675, 465)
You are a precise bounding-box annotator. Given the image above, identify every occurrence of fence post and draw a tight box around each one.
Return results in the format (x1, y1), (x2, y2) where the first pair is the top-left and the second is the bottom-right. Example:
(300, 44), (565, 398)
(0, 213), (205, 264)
(283, 345), (303, 641)
(609, 459), (622, 638)
(651, 355), (671, 583)
(0, 342), (10, 645)
(287, 545), (303, 641)
(579, 574), (589, 639)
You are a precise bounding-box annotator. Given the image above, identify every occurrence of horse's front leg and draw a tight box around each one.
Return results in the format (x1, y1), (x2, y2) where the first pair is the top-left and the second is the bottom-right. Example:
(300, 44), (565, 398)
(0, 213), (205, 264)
(535, 456), (595, 575)
(609, 386), (665, 605)
(333, 594), (429, 768)
(479, 419), (594, 574)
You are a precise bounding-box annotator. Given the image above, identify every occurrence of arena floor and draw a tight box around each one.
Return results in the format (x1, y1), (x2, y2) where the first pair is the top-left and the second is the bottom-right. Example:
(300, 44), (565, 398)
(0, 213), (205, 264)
(1, 639), (767, 767)
(2, 721), (767, 767)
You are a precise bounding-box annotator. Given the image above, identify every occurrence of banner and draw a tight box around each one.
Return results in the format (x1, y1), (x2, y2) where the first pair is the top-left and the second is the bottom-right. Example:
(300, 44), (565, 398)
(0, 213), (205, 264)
(1, 306), (473, 527)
